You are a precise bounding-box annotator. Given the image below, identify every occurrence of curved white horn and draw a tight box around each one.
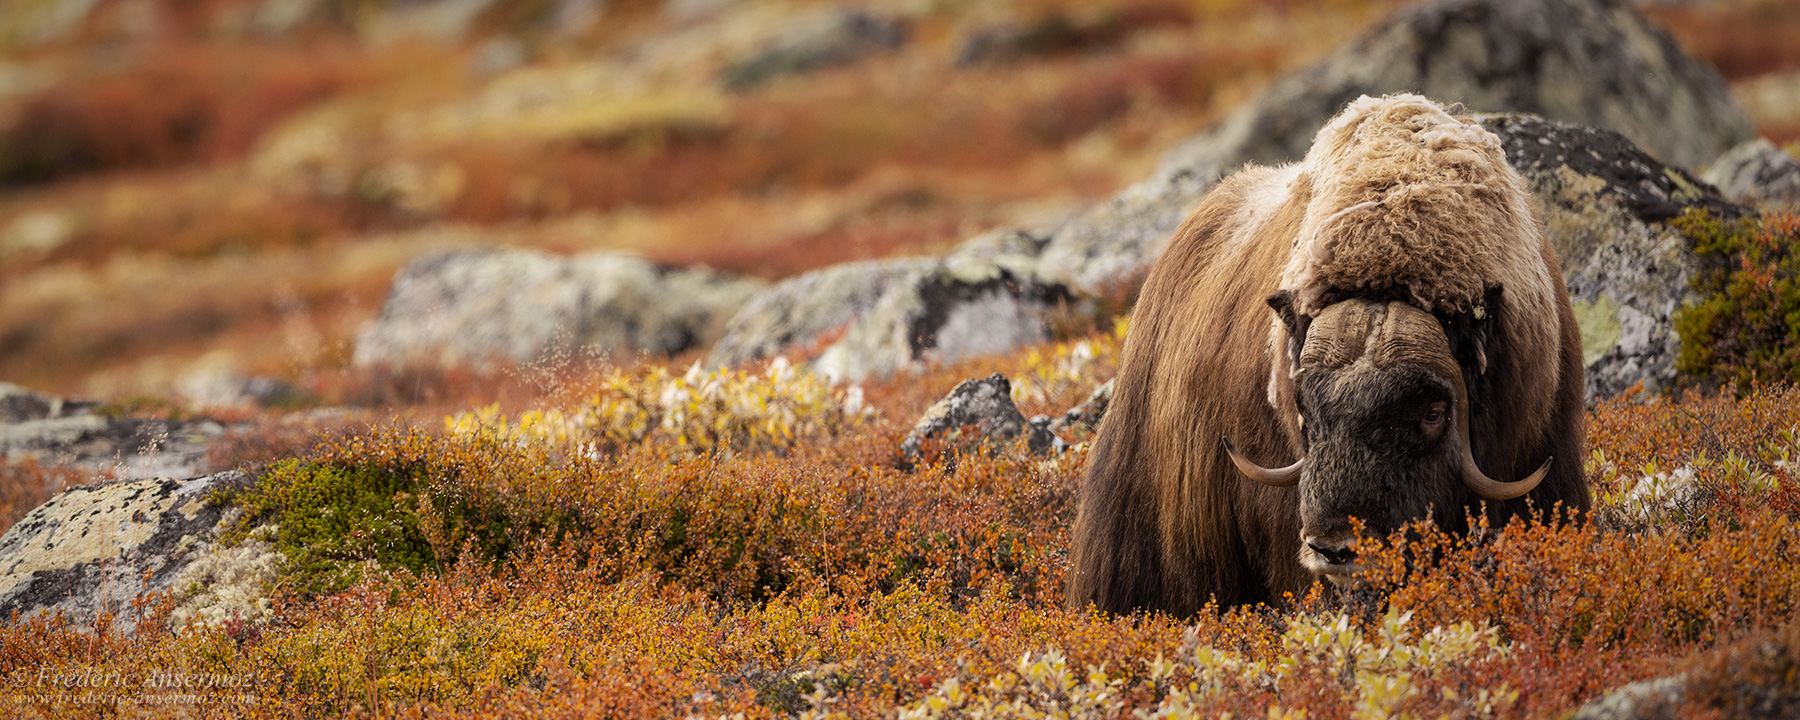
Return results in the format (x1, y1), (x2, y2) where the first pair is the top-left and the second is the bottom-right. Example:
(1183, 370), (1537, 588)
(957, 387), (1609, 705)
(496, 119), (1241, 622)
(1221, 436), (1303, 487)
(1449, 368), (1550, 500)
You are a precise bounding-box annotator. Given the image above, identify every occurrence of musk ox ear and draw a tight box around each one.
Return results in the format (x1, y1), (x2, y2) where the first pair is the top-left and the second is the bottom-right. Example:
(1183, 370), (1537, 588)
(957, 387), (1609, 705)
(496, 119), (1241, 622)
(1442, 285), (1504, 376)
(1267, 290), (1310, 368)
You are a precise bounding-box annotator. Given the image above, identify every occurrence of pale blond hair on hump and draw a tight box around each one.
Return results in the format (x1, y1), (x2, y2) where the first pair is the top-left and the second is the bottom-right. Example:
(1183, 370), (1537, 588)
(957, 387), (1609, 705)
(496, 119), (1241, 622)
(1277, 93), (1558, 326)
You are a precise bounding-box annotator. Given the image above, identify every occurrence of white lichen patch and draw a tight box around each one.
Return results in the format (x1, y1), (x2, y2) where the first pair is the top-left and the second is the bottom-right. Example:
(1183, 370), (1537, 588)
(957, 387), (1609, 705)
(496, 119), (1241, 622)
(169, 528), (282, 628)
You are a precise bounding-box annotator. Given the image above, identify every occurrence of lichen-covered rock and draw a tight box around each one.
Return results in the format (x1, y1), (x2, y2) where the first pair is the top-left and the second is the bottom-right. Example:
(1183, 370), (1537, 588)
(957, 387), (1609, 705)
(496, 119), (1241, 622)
(1037, 0), (1753, 296)
(1701, 139), (1800, 212)
(708, 239), (1077, 382)
(0, 472), (278, 629)
(0, 384), (224, 480)
(706, 257), (940, 370)
(1570, 675), (1687, 720)
(899, 374), (1061, 465)
(719, 9), (907, 90)
(1032, 170), (1218, 295)
(354, 248), (765, 369)
(811, 258), (1075, 383)
(1482, 113), (1745, 398)
(942, 227), (1049, 274)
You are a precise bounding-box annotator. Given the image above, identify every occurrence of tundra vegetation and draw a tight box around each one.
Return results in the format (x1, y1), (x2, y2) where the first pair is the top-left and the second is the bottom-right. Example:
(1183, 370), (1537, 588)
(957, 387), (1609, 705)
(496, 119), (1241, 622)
(4, 0), (1800, 718)
(6, 287), (1800, 716)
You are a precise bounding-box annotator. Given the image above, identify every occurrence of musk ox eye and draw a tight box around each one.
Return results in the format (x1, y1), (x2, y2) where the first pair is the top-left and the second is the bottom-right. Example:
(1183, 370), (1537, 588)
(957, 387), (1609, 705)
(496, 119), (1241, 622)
(1421, 402), (1448, 427)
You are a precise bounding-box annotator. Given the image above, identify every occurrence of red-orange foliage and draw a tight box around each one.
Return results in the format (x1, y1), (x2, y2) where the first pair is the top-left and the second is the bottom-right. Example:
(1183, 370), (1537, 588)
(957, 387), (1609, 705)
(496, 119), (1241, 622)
(2, 45), (349, 184)
(0, 456), (89, 534)
(6, 359), (1800, 718)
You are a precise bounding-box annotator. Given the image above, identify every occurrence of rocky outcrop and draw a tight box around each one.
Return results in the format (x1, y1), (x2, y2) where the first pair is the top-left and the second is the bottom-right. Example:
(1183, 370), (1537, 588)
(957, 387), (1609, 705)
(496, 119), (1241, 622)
(709, 234), (1077, 382)
(899, 374), (1061, 466)
(1039, 0), (1753, 297)
(0, 472), (278, 629)
(699, 0), (1754, 392)
(1482, 113), (1744, 398)
(1701, 139), (1800, 212)
(354, 248), (765, 369)
(720, 111), (1738, 394)
(0, 384), (223, 480)
(1032, 170), (1218, 296)
(812, 256), (1075, 383)
(719, 9), (908, 90)
(706, 257), (940, 371)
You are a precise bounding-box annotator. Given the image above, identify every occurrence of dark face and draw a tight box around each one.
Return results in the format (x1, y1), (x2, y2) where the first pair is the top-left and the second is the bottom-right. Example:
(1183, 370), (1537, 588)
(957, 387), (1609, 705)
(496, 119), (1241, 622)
(1286, 300), (1467, 584)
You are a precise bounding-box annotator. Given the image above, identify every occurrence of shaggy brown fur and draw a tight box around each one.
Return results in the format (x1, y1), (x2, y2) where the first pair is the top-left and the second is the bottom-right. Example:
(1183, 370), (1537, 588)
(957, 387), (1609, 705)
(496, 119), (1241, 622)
(1068, 95), (1589, 615)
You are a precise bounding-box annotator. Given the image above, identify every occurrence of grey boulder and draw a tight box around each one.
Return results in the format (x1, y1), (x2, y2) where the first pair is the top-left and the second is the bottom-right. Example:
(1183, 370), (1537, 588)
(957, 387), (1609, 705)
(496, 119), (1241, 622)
(1701, 139), (1800, 212)
(899, 374), (1061, 466)
(708, 234), (1076, 383)
(706, 257), (941, 371)
(0, 472), (279, 630)
(354, 248), (765, 369)
(1159, 0), (1750, 177)
(811, 255), (1074, 383)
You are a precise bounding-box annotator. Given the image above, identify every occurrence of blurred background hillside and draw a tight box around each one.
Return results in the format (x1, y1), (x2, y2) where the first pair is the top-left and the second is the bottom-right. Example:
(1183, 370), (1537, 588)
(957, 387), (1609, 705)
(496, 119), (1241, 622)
(1, 0), (1796, 401)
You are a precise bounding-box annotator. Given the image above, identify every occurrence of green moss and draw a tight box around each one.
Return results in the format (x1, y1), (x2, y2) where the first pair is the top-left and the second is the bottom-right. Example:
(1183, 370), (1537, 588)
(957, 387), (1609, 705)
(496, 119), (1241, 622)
(235, 458), (438, 595)
(1674, 210), (1800, 392)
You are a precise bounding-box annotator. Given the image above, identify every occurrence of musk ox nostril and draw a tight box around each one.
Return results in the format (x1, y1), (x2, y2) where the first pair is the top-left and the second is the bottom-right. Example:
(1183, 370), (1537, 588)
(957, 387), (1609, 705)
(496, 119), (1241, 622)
(1308, 543), (1356, 565)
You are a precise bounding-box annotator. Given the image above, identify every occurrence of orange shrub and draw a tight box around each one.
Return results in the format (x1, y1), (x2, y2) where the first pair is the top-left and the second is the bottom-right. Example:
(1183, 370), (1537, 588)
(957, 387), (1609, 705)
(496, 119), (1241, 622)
(0, 456), (90, 534)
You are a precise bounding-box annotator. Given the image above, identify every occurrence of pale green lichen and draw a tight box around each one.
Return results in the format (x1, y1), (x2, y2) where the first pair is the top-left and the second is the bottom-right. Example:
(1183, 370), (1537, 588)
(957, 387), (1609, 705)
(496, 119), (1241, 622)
(1572, 296), (1624, 367)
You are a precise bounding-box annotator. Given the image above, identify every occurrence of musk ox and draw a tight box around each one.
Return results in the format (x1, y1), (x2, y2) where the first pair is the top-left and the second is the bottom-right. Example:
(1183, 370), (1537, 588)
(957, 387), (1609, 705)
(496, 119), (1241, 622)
(1068, 94), (1590, 615)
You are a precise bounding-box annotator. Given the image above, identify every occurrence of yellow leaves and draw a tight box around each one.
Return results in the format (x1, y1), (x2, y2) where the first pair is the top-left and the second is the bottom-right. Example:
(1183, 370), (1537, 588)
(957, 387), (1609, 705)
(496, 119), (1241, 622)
(444, 359), (868, 455)
(900, 649), (1125, 720)
(1012, 319), (1126, 407)
(902, 611), (1511, 720)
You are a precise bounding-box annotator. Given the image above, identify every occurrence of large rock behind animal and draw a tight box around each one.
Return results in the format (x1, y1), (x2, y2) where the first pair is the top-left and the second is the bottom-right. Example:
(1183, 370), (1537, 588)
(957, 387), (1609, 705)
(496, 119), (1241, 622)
(706, 232), (1075, 382)
(1479, 114), (1744, 398)
(1037, 0), (1752, 295)
(354, 248), (765, 369)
